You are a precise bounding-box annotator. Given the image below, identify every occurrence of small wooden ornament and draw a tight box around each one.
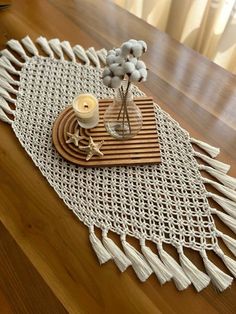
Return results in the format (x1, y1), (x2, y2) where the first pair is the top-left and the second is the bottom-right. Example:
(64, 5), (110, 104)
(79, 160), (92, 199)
(79, 136), (104, 161)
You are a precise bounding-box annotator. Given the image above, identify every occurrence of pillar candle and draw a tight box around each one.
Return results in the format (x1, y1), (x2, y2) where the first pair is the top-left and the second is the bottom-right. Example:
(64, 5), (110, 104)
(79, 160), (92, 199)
(72, 94), (99, 129)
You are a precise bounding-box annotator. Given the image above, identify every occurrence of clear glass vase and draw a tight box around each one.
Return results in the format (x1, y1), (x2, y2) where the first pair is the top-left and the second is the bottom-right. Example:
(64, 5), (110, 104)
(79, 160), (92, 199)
(104, 84), (143, 140)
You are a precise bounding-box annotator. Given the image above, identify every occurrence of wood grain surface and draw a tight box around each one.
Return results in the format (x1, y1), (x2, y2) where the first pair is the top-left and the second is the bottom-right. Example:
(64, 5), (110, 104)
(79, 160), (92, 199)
(0, 0), (236, 313)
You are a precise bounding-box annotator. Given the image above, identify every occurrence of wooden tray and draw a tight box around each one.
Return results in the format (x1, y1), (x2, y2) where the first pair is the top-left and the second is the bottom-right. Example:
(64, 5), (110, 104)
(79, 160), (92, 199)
(52, 97), (161, 167)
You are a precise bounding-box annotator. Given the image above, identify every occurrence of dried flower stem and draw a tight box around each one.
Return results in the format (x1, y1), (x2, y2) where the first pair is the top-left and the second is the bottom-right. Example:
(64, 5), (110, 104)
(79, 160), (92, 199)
(117, 81), (131, 135)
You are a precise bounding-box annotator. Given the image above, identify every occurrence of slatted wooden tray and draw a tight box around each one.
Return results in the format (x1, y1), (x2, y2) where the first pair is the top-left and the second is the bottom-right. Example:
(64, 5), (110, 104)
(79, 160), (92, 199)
(52, 97), (161, 167)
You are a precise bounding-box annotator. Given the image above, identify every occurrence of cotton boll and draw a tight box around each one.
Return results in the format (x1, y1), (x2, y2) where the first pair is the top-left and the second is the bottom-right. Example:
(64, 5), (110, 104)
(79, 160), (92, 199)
(115, 48), (121, 56)
(139, 68), (147, 77)
(139, 68), (147, 81)
(136, 60), (146, 70)
(106, 54), (116, 65)
(111, 76), (121, 88)
(138, 40), (147, 52)
(132, 44), (143, 58)
(103, 75), (112, 87)
(107, 49), (116, 56)
(102, 67), (112, 78)
(130, 70), (141, 82)
(113, 65), (125, 77)
(123, 61), (135, 74)
(115, 55), (125, 65)
(129, 39), (137, 45)
(109, 63), (119, 73)
(121, 42), (132, 57)
(129, 57), (138, 65)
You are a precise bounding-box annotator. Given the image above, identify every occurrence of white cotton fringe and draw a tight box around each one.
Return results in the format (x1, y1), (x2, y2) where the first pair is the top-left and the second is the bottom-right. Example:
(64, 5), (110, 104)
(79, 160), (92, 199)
(209, 193), (236, 219)
(21, 36), (39, 56)
(203, 178), (236, 202)
(7, 39), (29, 60)
(194, 151), (230, 174)
(89, 226), (112, 265)
(140, 239), (172, 285)
(157, 243), (191, 290)
(36, 36), (54, 58)
(200, 165), (236, 190)
(1, 49), (24, 67)
(0, 87), (16, 103)
(211, 208), (236, 234)
(0, 57), (20, 75)
(102, 232), (131, 272)
(73, 45), (90, 65)
(215, 247), (236, 278)
(48, 39), (64, 60)
(0, 77), (17, 94)
(200, 250), (233, 292)
(191, 137), (220, 158)
(177, 247), (210, 292)
(0, 107), (12, 124)
(0, 67), (19, 85)
(61, 41), (76, 62)
(86, 47), (100, 68)
(96, 48), (107, 65)
(121, 235), (153, 282)
(0, 97), (14, 115)
(218, 232), (236, 257)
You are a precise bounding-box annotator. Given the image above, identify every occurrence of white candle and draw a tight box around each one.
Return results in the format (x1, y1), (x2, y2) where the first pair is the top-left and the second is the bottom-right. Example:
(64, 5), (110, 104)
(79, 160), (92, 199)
(72, 94), (99, 129)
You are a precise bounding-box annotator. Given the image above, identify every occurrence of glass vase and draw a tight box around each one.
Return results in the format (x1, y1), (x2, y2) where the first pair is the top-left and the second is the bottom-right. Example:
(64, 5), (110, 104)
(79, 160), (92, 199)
(104, 84), (143, 140)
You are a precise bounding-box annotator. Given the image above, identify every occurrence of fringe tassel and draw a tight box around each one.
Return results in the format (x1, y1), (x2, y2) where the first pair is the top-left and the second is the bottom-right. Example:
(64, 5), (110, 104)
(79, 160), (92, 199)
(86, 47), (100, 68)
(215, 247), (236, 278)
(200, 165), (236, 190)
(191, 137), (220, 158)
(0, 67), (19, 85)
(89, 226), (112, 265)
(0, 107), (12, 124)
(0, 57), (20, 75)
(21, 36), (39, 56)
(177, 247), (210, 292)
(157, 243), (191, 290)
(140, 239), (172, 285)
(0, 87), (16, 103)
(0, 77), (18, 94)
(96, 48), (107, 65)
(1, 49), (24, 67)
(218, 232), (236, 257)
(209, 193), (236, 219)
(61, 41), (76, 62)
(211, 208), (236, 233)
(200, 250), (233, 292)
(36, 36), (54, 58)
(102, 231), (131, 272)
(48, 39), (64, 60)
(73, 45), (90, 65)
(0, 96), (14, 115)
(203, 178), (236, 202)
(7, 39), (29, 60)
(194, 151), (230, 174)
(121, 235), (153, 282)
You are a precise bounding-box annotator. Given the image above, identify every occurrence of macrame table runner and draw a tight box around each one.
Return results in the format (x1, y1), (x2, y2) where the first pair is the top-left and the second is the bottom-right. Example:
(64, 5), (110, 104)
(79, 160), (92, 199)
(1, 36), (236, 292)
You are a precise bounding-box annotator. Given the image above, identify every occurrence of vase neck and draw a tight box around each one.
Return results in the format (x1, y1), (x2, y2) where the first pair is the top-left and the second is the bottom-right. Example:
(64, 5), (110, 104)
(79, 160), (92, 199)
(116, 82), (133, 102)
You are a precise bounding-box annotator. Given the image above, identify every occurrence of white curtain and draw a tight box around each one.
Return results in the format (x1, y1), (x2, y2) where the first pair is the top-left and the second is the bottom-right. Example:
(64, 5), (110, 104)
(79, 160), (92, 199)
(114, 0), (236, 73)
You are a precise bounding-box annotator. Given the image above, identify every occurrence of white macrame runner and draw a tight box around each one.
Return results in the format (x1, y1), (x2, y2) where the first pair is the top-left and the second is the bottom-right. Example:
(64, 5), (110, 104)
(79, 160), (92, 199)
(1, 36), (236, 292)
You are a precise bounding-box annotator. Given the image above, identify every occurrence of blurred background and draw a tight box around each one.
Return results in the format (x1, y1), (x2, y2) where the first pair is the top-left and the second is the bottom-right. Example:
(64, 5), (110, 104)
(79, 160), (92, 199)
(114, 0), (236, 73)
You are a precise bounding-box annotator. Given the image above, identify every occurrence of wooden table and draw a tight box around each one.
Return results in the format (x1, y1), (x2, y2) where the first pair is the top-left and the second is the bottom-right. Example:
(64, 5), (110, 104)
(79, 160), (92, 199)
(0, 0), (236, 313)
